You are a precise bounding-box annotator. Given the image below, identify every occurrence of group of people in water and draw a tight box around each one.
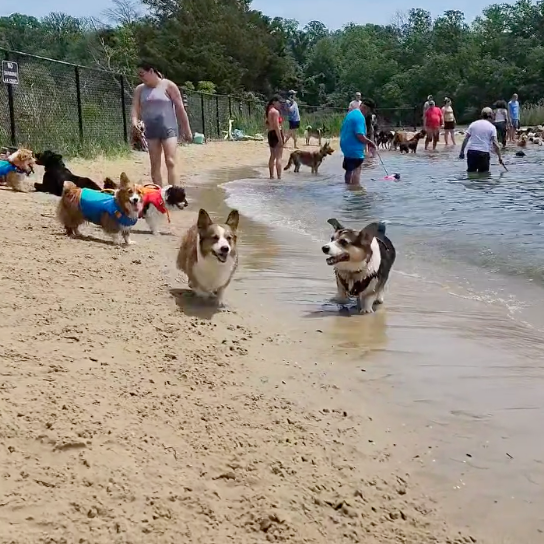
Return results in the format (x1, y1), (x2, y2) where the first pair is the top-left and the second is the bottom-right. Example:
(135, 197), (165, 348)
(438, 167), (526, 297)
(128, 61), (519, 184)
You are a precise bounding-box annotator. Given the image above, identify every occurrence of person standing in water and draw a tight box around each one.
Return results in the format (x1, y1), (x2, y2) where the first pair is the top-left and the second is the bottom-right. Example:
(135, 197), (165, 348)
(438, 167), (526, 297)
(424, 100), (443, 150)
(459, 107), (504, 173)
(492, 100), (509, 149)
(284, 90), (300, 149)
(508, 93), (520, 142)
(442, 97), (456, 145)
(266, 95), (284, 179)
(131, 62), (192, 187)
(340, 102), (377, 185)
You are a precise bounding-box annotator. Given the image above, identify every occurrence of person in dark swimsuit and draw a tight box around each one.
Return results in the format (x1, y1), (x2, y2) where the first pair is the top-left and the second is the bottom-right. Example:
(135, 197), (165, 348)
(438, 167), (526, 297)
(265, 95), (284, 179)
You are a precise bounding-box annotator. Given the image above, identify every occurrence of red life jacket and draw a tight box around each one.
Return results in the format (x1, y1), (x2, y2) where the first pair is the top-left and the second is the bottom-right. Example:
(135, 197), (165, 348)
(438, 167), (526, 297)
(138, 184), (170, 222)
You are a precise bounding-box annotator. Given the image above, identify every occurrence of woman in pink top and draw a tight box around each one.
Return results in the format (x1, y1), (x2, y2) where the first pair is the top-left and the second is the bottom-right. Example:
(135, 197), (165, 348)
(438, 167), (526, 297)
(424, 100), (443, 150)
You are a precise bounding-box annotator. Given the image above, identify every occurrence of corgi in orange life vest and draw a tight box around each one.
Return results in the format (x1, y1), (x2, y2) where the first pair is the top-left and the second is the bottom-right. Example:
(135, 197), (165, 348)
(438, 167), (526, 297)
(103, 181), (188, 235)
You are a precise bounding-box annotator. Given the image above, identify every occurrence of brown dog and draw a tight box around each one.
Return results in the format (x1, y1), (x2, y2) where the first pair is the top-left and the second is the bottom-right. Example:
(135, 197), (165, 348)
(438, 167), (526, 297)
(177, 208), (239, 305)
(1, 148), (35, 191)
(57, 172), (143, 244)
(284, 142), (334, 174)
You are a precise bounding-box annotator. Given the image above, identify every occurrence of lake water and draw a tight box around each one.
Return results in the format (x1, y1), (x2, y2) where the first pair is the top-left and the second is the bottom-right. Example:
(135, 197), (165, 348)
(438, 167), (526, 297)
(212, 144), (544, 542)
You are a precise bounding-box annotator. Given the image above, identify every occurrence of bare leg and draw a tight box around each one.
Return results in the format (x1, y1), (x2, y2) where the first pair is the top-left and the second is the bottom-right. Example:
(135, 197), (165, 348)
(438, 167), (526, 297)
(432, 131), (438, 150)
(162, 137), (178, 186)
(147, 139), (163, 186)
(450, 130), (456, 146)
(275, 145), (283, 179)
(444, 130), (449, 145)
(345, 165), (362, 185)
(291, 129), (298, 149)
(268, 149), (275, 179)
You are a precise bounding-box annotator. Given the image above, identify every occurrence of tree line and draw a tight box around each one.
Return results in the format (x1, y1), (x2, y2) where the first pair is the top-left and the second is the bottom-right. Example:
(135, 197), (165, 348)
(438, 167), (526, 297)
(1, 0), (544, 121)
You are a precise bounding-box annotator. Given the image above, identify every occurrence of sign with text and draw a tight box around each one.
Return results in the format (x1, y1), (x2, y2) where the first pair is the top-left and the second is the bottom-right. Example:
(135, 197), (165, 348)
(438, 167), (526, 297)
(2, 60), (19, 85)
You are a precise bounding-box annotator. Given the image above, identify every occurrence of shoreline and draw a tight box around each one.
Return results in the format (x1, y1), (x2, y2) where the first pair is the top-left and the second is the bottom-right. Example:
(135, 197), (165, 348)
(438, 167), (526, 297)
(0, 140), (536, 542)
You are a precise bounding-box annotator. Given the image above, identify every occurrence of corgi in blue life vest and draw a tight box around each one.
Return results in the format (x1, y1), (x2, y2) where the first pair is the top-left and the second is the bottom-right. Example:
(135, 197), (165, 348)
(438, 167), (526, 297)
(57, 172), (143, 245)
(0, 147), (35, 191)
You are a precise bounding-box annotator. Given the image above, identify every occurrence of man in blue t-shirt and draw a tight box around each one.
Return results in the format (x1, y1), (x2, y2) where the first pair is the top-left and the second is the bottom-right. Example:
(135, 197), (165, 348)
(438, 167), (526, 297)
(340, 102), (377, 184)
(508, 93), (520, 142)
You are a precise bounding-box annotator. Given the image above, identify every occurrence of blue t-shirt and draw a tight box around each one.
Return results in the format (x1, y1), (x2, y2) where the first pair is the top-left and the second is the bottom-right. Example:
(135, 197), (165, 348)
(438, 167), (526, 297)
(340, 109), (367, 159)
(288, 101), (300, 122)
(508, 100), (519, 120)
(79, 188), (138, 227)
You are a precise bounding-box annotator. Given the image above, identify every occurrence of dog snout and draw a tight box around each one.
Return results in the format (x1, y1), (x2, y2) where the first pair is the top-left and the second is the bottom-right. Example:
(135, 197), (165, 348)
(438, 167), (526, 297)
(322, 245), (330, 254)
(219, 245), (230, 254)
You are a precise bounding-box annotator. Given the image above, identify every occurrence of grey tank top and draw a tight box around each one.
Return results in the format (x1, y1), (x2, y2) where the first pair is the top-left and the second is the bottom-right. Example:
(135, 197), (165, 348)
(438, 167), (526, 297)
(139, 80), (177, 132)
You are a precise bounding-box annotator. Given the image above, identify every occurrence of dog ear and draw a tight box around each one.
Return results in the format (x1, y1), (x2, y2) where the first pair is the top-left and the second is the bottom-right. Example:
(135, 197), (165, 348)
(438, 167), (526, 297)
(119, 172), (131, 188)
(358, 222), (380, 245)
(197, 208), (213, 230)
(225, 209), (239, 231)
(327, 218), (344, 231)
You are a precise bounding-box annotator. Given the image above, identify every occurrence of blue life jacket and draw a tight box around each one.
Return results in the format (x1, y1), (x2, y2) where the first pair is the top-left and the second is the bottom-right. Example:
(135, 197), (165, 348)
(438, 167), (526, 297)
(0, 160), (17, 177)
(79, 189), (138, 227)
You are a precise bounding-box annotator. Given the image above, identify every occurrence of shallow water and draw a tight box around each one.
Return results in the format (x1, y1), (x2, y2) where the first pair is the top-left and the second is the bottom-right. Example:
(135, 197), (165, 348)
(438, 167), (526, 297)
(190, 148), (544, 541)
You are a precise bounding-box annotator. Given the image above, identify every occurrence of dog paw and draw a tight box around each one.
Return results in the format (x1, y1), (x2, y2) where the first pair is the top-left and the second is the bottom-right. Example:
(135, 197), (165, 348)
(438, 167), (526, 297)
(359, 308), (374, 315)
(124, 240), (136, 246)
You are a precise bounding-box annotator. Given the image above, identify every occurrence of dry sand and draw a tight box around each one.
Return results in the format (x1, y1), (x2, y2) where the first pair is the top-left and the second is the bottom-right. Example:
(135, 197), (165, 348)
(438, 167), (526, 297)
(0, 141), (477, 543)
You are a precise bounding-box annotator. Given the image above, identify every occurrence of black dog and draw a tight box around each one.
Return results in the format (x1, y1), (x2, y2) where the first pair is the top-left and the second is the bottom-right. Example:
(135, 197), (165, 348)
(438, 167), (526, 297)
(34, 150), (101, 196)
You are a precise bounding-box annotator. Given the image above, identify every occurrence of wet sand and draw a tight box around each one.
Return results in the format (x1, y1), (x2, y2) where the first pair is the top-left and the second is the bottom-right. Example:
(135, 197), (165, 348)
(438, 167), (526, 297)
(0, 140), (541, 542)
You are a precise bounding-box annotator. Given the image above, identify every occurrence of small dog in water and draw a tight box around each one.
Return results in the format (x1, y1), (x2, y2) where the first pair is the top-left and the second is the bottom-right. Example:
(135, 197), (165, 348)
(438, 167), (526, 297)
(322, 218), (396, 314)
(283, 142), (334, 174)
(176, 208), (239, 305)
(57, 172), (143, 245)
(103, 178), (188, 235)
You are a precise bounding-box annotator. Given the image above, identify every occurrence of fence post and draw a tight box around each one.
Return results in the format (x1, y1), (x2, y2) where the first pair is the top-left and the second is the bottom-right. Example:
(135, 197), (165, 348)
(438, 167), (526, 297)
(120, 75), (128, 143)
(248, 100), (251, 117)
(228, 96), (232, 120)
(74, 66), (84, 143)
(4, 51), (16, 147)
(215, 95), (220, 138)
(200, 92), (205, 136)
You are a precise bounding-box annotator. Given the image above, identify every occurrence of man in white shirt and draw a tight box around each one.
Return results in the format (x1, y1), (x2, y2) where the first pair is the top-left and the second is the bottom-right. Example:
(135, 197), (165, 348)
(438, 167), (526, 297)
(459, 107), (504, 173)
(348, 92), (362, 111)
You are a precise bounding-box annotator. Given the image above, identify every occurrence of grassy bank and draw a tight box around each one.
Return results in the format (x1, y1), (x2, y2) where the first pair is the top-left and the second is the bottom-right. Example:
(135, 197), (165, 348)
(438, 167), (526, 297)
(521, 101), (544, 126)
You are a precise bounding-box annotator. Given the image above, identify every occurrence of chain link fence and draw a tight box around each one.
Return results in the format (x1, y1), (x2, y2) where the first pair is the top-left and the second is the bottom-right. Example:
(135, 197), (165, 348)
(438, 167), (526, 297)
(0, 48), (418, 153)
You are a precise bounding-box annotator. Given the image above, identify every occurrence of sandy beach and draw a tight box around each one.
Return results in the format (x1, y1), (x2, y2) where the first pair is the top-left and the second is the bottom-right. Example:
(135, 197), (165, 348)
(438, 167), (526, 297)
(0, 140), (486, 543)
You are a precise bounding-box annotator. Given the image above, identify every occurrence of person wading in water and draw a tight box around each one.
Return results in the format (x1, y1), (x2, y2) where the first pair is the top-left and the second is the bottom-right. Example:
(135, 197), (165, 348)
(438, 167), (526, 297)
(266, 95), (284, 179)
(459, 107), (505, 173)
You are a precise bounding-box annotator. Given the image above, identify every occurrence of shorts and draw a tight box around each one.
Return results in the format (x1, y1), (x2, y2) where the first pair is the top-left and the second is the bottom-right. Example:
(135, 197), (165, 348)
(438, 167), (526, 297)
(289, 120), (300, 130)
(466, 150), (490, 173)
(444, 121), (455, 130)
(342, 157), (364, 172)
(143, 122), (178, 141)
(425, 127), (440, 139)
(267, 130), (282, 148)
(511, 119), (520, 129)
(494, 121), (507, 145)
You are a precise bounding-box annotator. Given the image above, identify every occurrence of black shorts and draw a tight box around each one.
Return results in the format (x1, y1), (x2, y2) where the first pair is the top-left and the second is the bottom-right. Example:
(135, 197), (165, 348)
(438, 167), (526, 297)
(466, 150), (490, 173)
(444, 121), (455, 130)
(267, 130), (282, 148)
(342, 157), (364, 172)
(289, 120), (300, 130)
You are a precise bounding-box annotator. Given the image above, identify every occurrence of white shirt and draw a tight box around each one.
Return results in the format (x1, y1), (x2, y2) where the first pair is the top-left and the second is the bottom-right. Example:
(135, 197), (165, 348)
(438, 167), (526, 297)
(349, 99), (362, 111)
(466, 119), (497, 153)
(494, 108), (507, 122)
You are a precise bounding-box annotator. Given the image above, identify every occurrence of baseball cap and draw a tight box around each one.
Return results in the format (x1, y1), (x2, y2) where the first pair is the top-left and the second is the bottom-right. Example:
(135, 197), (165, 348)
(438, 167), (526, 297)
(288, 89), (296, 95)
(481, 106), (493, 116)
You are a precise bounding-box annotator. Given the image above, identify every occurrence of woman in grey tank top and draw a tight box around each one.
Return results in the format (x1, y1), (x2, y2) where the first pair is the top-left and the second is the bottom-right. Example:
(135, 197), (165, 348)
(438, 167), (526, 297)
(131, 62), (192, 187)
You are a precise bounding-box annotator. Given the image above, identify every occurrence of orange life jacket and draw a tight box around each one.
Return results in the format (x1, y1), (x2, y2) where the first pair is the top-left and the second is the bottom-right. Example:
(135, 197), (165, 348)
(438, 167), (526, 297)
(138, 184), (170, 222)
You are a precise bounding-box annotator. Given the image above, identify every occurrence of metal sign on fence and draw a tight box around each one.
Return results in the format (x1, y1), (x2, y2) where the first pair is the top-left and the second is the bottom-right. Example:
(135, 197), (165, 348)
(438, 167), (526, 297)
(2, 60), (19, 85)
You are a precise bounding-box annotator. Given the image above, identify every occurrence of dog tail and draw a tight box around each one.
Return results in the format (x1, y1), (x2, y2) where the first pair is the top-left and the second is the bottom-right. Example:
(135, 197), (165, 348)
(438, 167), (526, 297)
(103, 177), (118, 190)
(62, 180), (77, 193)
(283, 154), (293, 171)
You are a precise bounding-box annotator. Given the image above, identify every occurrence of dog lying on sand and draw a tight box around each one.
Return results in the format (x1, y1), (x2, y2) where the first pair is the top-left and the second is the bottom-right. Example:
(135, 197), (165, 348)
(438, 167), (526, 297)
(322, 218), (396, 314)
(283, 142), (334, 174)
(34, 150), (101, 196)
